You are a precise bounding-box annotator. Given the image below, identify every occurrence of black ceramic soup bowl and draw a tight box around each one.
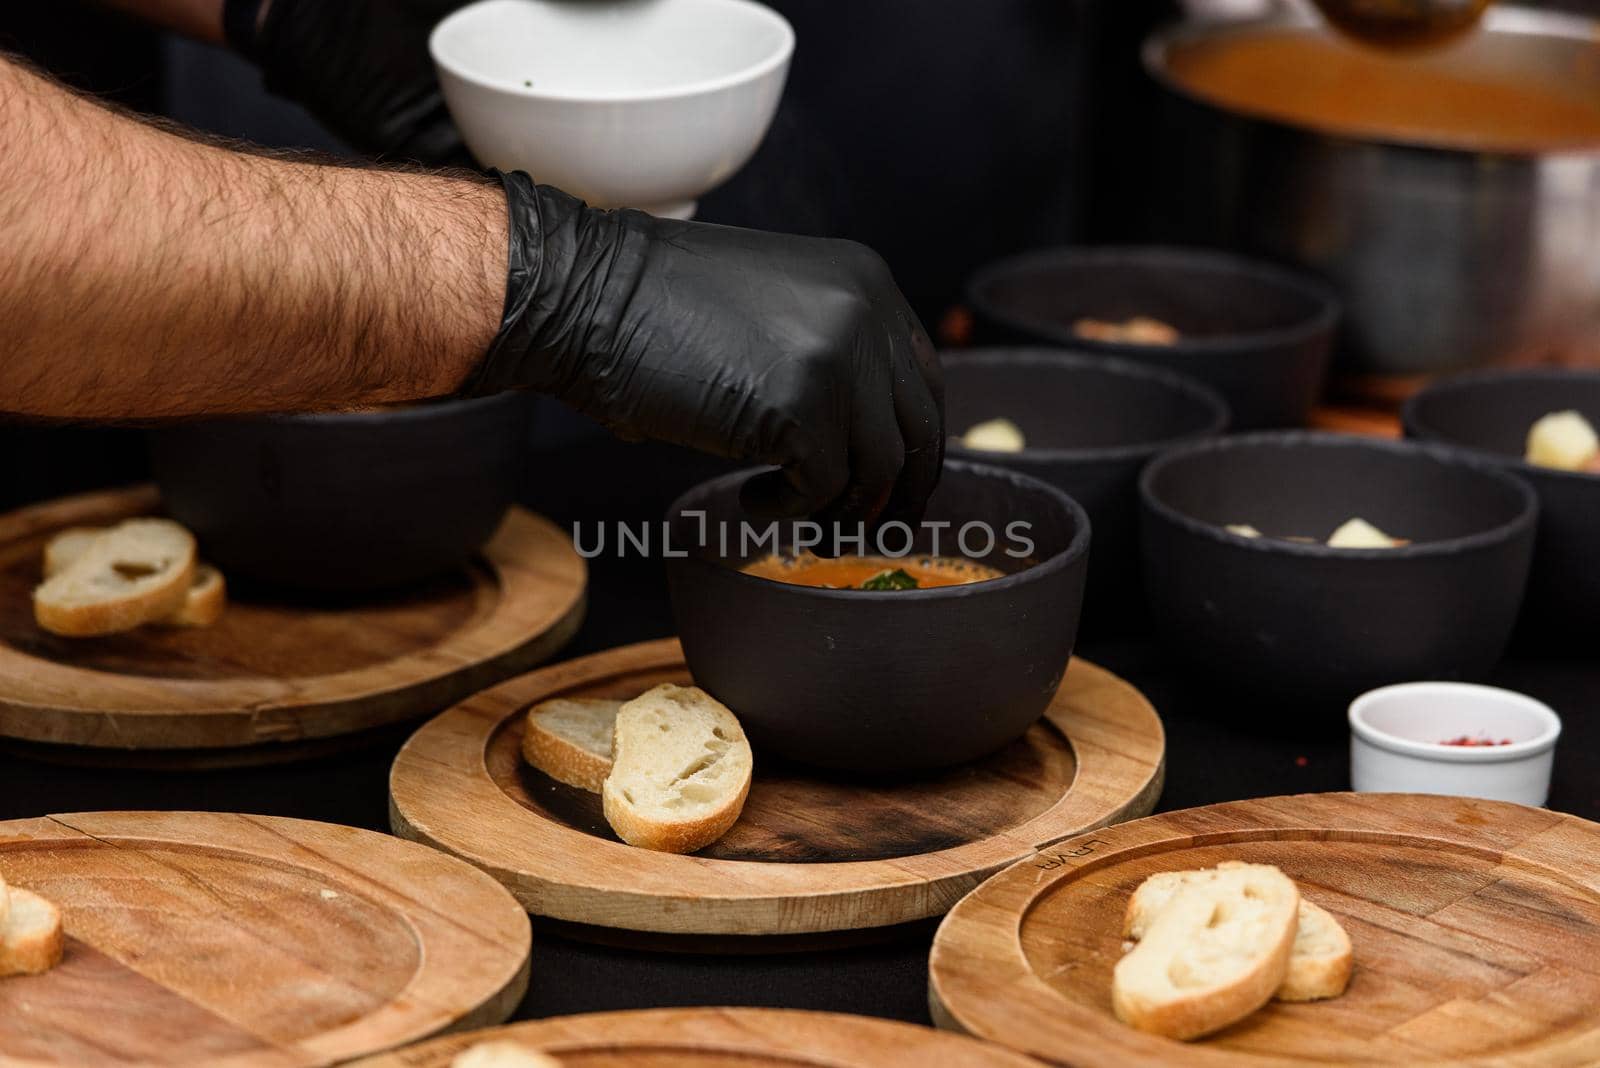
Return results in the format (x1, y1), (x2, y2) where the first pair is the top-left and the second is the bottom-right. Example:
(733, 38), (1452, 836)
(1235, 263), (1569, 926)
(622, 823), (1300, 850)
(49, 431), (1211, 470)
(1404, 369), (1600, 640)
(149, 392), (532, 593)
(665, 461), (1091, 773)
(1141, 432), (1537, 714)
(944, 349), (1228, 634)
(966, 246), (1338, 429)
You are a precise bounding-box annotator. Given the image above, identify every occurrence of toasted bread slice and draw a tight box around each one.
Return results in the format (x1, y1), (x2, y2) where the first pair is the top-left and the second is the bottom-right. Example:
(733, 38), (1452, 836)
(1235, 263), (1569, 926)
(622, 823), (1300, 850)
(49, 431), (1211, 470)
(33, 519), (196, 637)
(1277, 899), (1354, 1002)
(44, 528), (225, 629)
(452, 1040), (561, 1068)
(1113, 862), (1299, 1040)
(0, 871), (9, 931)
(41, 527), (106, 580)
(601, 684), (752, 854)
(160, 564), (227, 628)
(1125, 861), (1353, 1002)
(521, 697), (623, 793)
(0, 887), (64, 977)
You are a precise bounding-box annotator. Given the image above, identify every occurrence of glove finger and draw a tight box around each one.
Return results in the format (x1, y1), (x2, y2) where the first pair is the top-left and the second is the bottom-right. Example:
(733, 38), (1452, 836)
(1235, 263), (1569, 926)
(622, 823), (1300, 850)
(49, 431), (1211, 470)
(881, 313), (945, 527)
(906, 308), (945, 421)
(739, 427), (850, 520)
(810, 379), (907, 551)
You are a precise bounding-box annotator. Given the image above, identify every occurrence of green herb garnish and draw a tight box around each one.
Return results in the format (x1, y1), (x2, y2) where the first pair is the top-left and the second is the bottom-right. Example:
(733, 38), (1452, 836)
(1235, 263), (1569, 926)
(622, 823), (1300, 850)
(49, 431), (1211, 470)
(861, 568), (918, 591)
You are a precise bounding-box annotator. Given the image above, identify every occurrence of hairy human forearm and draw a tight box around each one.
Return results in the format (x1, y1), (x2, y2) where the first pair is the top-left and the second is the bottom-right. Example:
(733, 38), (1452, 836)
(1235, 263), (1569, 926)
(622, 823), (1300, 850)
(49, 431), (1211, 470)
(0, 56), (504, 419)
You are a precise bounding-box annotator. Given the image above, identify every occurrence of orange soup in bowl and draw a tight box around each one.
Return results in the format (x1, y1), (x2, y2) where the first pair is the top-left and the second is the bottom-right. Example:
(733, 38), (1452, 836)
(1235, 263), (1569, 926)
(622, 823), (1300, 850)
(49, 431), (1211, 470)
(740, 553), (1004, 591)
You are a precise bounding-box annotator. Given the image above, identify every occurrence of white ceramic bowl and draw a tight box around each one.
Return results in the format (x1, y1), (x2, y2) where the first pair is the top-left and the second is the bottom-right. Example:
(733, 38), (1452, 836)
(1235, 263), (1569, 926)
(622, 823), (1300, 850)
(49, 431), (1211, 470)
(1349, 682), (1562, 807)
(431, 0), (794, 218)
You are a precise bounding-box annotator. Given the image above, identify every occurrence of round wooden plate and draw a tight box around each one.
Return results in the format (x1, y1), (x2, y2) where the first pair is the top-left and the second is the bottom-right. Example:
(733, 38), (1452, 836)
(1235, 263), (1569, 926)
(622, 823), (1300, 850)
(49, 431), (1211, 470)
(348, 1007), (1039, 1067)
(0, 486), (586, 759)
(0, 811), (530, 1067)
(930, 792), (1600, 1068)
(389, 637), (1165, 938)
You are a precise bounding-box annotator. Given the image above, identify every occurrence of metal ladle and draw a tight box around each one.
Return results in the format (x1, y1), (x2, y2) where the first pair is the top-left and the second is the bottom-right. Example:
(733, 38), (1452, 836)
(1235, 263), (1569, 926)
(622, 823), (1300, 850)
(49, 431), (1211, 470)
(1309, 0), (1491, 48)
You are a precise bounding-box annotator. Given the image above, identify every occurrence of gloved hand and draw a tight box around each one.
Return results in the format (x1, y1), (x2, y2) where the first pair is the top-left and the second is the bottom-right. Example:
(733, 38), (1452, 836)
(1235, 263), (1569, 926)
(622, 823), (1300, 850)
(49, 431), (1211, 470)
(470, 172), (945, 527)
(233, 0), (471, 166)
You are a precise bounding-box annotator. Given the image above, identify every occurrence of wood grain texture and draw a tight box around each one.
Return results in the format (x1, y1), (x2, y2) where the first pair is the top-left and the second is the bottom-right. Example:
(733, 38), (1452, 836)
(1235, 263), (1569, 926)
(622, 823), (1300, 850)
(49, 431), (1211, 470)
(0, 487), (586, 754)
(0, 811), (531, 1067)
(347, 1007), (1041, 1067)
(389, 638), (1165, 937)
(929, 792), (1600, 1068)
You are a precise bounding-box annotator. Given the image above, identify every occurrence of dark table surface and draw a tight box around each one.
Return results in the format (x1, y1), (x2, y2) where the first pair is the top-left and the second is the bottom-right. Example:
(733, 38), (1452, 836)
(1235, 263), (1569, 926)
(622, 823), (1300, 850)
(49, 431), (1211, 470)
(2, 431), (1597, 1033)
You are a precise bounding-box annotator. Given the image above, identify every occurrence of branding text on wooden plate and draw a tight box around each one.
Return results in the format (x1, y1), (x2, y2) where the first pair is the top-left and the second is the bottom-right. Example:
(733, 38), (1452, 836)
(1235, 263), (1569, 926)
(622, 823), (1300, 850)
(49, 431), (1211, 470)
(1034, 838), (1109, 870)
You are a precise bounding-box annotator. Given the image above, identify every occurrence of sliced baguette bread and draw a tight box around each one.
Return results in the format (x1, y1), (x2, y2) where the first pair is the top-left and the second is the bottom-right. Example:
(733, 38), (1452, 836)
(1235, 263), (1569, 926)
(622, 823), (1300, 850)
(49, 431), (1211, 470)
(1125, 861), (1353, 1002)
(43, 527), (225, 629)
(41, 527), (105, 580)
(1277, 899), (1355, 1002)
(521, 697), (624, 793)
(1112, 862), (1299, 1040)
(0, 886), (64, 977)
(33, 519), (196, 637)
(161, 564), (227, 628)
(601, 684), (753, 854)
(452, 1040), (561, 1068)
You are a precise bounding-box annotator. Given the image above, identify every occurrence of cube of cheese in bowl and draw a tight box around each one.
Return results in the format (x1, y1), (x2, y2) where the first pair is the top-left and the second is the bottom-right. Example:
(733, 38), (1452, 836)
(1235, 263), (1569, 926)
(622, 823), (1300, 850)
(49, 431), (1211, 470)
(1525, 410), (1599, 472)
(1139, 431), (1537, 720)
(943, 349), (1230, 636)
(1404, 370), (1600, 644)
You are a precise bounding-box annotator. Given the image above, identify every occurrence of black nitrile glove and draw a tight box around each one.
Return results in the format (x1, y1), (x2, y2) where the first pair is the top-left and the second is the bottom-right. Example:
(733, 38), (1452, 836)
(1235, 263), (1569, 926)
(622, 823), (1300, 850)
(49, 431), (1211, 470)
(237, 0), (471, 167)
(471, 172), (945, 526)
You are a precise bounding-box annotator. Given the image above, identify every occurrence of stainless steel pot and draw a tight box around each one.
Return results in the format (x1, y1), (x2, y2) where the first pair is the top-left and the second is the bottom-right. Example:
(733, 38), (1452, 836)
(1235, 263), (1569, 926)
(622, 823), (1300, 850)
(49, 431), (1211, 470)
(1144, 6), (1600, 378)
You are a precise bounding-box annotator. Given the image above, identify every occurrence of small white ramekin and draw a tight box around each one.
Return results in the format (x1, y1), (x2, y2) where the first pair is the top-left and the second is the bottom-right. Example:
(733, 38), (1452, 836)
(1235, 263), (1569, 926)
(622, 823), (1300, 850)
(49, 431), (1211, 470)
(1349, 681), (1562, 807)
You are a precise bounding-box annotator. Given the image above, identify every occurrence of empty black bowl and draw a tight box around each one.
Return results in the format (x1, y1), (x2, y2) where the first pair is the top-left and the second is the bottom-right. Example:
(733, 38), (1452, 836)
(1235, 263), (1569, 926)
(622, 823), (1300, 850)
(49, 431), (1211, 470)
(1141, 432), (1536, 713)
(149, 392), (533, 592)
(1404, 369), (1600, 638)
(665, 461), (1090, 773)
(944, 348), (1229, 633)
(966, 246), (1338, 429)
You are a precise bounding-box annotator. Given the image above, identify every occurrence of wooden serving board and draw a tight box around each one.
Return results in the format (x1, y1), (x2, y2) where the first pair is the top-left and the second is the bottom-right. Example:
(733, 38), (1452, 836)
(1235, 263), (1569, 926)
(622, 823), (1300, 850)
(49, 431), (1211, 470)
(348, 1007), (1040, 1067)
(0, 486), (586, 761)
(929, 792), (1600, 1068)
(389, 637), (1165, 938)
(0, 811), (531, 1067)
